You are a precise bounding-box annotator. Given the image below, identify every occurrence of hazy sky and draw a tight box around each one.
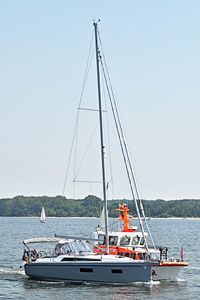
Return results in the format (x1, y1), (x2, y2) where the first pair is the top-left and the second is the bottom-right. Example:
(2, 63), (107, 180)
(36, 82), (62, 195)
(0, 0), (200, 200)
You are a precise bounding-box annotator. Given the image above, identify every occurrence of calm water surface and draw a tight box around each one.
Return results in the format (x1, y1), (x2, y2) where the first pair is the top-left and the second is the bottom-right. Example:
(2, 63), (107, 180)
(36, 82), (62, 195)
(0, 217), (199, 299)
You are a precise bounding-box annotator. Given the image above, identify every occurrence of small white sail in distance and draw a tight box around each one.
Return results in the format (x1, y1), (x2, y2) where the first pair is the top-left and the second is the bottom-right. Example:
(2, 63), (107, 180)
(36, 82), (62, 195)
(40, 207), (46, 223)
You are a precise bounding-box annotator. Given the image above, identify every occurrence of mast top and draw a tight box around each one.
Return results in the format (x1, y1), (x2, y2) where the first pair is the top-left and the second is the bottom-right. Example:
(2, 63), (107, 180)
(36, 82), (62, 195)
(93, 19), (101, 26)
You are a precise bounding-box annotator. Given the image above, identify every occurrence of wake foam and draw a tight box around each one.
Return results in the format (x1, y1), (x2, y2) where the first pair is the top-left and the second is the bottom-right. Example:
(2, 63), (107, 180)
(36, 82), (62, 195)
(0, 266), (25, 276)
(177, 278), (186, 283)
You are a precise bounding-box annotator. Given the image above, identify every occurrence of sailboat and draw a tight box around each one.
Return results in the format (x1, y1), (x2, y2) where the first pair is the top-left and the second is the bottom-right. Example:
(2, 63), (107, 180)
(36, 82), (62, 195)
(21, 21), (158, 283)
(40, 207), (46, 223)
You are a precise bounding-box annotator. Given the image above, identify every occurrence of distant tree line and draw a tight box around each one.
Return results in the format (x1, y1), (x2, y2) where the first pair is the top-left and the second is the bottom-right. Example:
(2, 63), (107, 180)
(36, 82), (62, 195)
(0, 195), (200, 217)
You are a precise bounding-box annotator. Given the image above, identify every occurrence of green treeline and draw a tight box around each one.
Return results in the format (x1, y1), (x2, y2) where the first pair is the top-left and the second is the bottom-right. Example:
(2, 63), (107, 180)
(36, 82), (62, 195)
(0, 195), (200, 217)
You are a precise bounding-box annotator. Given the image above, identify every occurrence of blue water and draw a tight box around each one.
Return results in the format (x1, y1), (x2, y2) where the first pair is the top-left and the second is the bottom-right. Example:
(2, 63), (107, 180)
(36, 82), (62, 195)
(0, 217), (199, 299)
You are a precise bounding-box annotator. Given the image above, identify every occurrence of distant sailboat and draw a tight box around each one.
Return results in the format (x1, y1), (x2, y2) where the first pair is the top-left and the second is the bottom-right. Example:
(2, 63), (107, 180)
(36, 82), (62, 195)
(40, 207), (46, 223)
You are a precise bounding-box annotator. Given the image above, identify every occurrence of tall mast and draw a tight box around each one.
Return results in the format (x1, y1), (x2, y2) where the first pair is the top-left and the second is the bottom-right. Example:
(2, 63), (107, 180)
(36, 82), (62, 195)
(93, 21), (109, 254)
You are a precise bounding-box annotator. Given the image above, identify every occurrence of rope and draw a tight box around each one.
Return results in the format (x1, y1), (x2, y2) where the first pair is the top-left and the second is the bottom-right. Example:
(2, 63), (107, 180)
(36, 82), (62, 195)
(73, 122), (99, 181)
(62, 28), (95, 196)
(101, 68), (115, 200)
(97, 28), (157, 253)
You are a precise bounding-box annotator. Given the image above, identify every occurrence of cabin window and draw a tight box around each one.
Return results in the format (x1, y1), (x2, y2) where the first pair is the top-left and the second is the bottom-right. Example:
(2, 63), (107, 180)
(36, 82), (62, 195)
(131, 236), (140, 245)
(109, 236), (118, 246)
(111, 269), (123, 274)
(80, 268), (93, 273)
(130, 253), (136, 259)
(98, 234), (105, 245)
(119, 236), (130, 246)
(98, 235), (118, 246)
(138, 253), (146, 260)
(140, 237), (145, 245)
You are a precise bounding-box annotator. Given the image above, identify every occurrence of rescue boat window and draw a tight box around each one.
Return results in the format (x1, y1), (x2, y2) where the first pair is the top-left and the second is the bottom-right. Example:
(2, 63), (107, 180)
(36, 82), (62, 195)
(140, 237), (145, 245)
(138, 253), (145, 260)
(130, 253), (136, 259)
(98, 234), (105, 245)
(131, 236), (140, 245)
(119, 236), (130, 246)
(109, 236), (118, 246)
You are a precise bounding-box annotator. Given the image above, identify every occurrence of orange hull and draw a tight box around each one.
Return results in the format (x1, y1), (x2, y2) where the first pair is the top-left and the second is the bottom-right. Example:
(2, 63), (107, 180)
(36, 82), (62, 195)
(159, 261), (188, 267)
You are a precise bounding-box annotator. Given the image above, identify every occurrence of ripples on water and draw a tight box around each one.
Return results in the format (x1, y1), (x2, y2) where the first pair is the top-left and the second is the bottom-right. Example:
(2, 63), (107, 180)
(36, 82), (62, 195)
(0, 217), (199, 299)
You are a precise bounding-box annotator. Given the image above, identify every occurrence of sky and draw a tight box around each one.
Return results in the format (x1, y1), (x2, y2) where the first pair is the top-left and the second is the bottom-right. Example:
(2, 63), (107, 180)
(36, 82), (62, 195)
(0, 0), (200, 200)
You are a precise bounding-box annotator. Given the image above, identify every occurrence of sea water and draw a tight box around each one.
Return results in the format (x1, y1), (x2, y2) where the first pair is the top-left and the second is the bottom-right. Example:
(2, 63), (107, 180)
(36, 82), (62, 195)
(0, 217), (199, 299)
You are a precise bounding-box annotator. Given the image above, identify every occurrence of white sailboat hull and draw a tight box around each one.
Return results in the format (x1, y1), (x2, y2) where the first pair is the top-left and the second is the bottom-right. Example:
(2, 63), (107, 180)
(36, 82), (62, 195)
(40, 220), (46, 223)
(153, 265), (183, 281)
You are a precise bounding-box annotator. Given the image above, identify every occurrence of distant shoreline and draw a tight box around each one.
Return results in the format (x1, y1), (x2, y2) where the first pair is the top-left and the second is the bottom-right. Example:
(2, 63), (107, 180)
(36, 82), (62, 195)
(1, 195), (200, 218)
(1, 216), (200, 220)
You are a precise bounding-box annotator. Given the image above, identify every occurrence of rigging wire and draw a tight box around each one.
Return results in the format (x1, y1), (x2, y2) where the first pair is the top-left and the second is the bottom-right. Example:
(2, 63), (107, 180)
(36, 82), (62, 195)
(97, 39), (142, 227)
(97, 27), (157, 252)
(100, 56), (149, 249)
(62, 28), (95, 196)
(101, 66), (115, 201)
(73, 122), (99, 181)
(62, 24), (157, 254)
